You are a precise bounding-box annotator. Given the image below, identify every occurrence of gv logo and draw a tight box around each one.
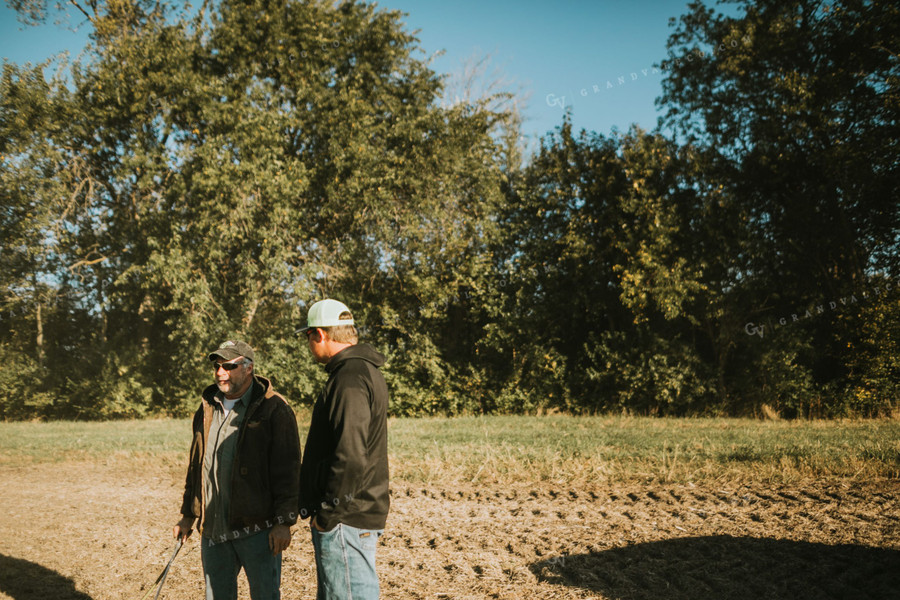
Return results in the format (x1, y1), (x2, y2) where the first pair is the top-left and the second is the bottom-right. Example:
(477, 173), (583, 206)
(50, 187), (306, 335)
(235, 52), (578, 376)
(744, 322), (765, 338)
(546, 94), (566, 110)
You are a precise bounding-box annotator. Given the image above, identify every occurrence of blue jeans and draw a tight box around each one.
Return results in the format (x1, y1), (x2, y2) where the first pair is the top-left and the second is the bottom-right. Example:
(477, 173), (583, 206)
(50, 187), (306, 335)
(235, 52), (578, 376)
(310, 522), (383, 600)
(201, 530), (281, 600)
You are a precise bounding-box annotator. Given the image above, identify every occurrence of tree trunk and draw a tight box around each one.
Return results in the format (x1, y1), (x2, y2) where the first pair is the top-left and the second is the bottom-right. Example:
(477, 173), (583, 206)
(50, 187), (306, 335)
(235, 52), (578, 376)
(36, 300), (45, 368)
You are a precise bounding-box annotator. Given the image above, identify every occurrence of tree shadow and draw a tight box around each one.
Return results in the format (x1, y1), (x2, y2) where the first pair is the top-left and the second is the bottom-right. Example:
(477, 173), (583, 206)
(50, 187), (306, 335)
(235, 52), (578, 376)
(0, 554), (95, 600)
(530, 535), (900, 600)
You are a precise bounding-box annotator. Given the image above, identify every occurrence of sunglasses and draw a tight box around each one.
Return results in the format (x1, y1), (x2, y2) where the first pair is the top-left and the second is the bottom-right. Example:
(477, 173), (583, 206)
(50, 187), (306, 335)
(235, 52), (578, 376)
(213, 360), (245, 371)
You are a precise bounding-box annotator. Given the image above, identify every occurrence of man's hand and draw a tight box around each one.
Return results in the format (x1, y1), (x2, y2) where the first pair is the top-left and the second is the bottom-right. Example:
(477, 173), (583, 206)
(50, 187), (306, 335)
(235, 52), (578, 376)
(269, 523), (292, 555)
(173, 516), (195, 541)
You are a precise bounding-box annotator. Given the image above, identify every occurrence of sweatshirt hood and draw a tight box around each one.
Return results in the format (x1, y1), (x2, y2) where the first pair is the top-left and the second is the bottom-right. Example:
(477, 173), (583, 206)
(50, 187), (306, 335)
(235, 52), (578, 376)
(326, 343), (385, 373)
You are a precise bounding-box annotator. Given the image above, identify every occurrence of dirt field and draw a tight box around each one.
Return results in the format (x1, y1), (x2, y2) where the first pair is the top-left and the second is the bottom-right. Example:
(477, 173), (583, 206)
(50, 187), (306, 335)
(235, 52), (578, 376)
(0, 458), (897, 600)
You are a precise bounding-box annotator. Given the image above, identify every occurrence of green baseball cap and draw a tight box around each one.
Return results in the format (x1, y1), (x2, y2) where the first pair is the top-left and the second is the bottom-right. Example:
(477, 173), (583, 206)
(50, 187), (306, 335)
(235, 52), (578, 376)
(208, 340), (255, 362)
(296, 299), (355, 333)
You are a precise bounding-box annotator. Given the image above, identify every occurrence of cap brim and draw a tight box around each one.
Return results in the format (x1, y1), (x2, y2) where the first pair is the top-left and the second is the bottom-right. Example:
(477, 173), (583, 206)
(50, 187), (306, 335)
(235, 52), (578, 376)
(208, 350), (242, 361)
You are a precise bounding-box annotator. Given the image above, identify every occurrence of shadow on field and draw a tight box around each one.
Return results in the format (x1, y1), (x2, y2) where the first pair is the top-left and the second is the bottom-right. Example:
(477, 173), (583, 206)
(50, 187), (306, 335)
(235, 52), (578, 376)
(530, 535), (900, 600)
(0, 554), (94, 600)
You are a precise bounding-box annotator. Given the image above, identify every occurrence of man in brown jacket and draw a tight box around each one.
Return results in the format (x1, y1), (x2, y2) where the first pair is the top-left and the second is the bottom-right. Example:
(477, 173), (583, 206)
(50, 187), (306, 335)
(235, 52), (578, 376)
(173, 340), (301, 600)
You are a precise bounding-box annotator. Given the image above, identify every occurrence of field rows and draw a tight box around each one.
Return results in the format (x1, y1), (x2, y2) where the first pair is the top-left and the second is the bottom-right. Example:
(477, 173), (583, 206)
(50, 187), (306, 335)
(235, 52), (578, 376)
(0, 457), (897, 599)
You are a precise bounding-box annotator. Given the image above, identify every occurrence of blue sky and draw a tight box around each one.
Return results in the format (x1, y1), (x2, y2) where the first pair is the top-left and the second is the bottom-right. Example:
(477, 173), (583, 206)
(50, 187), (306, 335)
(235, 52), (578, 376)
(386, 0), (692, 145)
(1, 0), (695, 149)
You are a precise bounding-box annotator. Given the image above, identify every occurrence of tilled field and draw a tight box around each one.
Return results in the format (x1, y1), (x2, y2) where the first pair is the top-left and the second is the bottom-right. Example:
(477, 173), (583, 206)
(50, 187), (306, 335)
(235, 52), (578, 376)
(0, 460), (897, 599)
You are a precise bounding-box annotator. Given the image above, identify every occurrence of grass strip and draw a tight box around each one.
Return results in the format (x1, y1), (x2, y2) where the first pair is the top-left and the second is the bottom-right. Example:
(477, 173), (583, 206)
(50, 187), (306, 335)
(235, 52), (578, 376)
(0, 415), (897, 486)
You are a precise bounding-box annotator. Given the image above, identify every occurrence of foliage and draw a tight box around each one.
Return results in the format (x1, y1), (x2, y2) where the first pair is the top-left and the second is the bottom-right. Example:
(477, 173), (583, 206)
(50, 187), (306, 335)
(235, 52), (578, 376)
(496, 122), (717, 415)
(1, 0), (512, 418)
(655, 0), (900, 415)
(844, 284), (900, 417)
(0, 0), (897, 419)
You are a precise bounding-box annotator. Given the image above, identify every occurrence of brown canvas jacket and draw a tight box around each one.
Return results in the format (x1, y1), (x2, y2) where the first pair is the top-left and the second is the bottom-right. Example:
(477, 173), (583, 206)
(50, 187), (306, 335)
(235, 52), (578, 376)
(180, 375), (301, 536)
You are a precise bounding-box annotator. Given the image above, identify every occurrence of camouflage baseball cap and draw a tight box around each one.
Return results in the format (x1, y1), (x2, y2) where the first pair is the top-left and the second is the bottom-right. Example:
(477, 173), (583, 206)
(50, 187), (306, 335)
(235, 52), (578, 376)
(208, 340), (255, 362)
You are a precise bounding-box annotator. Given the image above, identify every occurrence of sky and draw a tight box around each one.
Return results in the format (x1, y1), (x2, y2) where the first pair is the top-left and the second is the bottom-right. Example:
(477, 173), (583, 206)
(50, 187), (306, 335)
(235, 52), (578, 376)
(0, 0), (697, 151)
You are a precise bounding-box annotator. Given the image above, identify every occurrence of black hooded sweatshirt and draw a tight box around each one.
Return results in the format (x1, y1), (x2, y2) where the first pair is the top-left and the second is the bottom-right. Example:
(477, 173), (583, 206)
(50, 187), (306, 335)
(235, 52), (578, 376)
(299, 343), (390, 531)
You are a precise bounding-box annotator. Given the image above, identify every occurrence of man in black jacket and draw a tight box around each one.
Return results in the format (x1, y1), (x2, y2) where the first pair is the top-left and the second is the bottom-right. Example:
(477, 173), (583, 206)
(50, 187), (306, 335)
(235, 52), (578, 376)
(174, 340), (301, 600)
(298, 299), (390, 600)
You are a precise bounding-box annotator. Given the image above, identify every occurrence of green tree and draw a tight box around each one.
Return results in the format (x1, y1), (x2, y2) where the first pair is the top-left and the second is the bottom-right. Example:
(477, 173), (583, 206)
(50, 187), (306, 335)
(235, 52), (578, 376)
(659, 0), (900, 415)
(0, 59), (93, 418)
(1, 0), (514, 418)
(498, 120), (717, 415)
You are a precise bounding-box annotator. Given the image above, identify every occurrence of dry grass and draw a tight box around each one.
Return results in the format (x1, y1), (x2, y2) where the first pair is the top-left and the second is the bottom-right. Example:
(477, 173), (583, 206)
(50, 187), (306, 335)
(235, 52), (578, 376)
(385, 415), (900, 487)
(1, 415), (897, 485)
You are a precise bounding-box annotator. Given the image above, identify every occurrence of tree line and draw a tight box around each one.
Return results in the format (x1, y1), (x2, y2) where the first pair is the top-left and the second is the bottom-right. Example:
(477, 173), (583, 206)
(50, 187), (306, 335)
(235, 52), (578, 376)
(1, 0), (897, 419)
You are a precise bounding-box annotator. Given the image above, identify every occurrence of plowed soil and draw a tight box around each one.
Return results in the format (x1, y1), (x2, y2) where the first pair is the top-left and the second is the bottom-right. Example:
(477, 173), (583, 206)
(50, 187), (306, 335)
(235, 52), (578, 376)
(0, 459), (897, 599)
